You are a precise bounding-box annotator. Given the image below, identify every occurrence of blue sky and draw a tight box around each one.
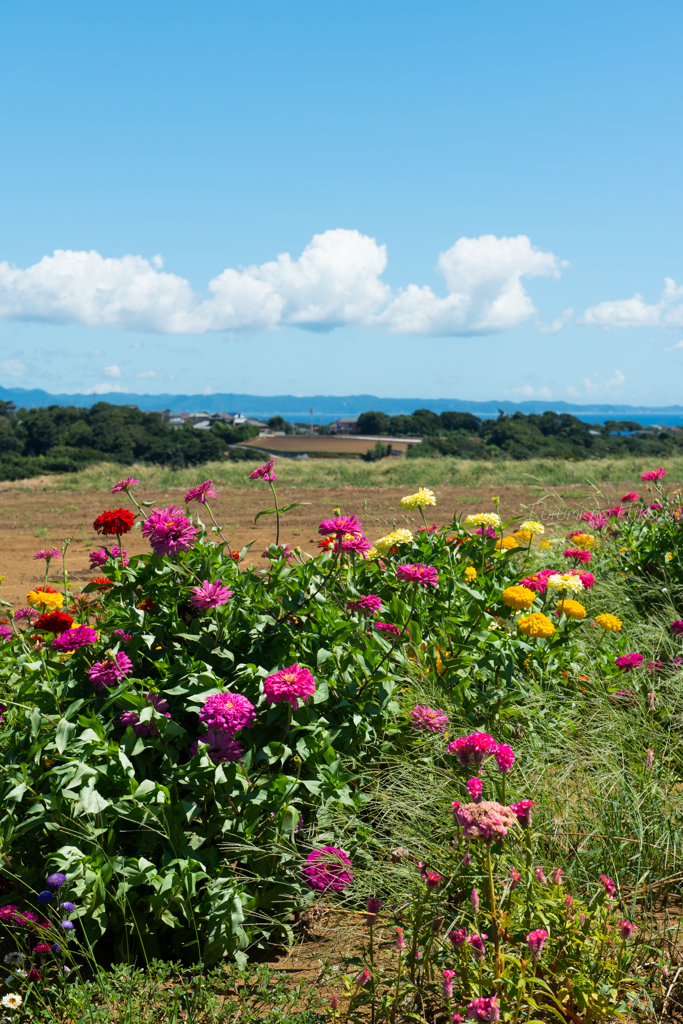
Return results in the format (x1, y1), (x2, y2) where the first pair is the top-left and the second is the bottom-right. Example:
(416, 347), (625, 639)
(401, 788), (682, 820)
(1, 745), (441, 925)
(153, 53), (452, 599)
(1, 0), (682, 405)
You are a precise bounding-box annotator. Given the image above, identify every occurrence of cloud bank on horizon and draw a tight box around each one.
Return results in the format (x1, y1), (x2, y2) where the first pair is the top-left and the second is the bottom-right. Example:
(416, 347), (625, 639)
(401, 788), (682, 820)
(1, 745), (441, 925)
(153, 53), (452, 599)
(0, 229), (573, 337)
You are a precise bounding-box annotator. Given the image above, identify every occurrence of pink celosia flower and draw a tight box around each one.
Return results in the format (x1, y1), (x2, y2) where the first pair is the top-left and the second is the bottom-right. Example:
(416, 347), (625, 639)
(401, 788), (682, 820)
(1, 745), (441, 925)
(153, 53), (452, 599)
(396, 563), (439, 588)
(648, 690), (656, 709)
(318, 514), (363, 539)
(189, 580), (234, 611)
(425, 871), (442, 890)
(647, 747), (654, 767)
(456, 801), (518, 844)
(671, 621), (683, 636)
(526, 928), (549, 960)
(394, 926), (406, 950)
(52, 625), (98, 652)
(534, 867), (547, 884)
(184, 480), (217, 504)
(263, 663), (316, 709)
(347, 594), (382, 615)
(33, 548), (61, 561)
(442, 970), (456, 998)
(552, 868), (564, 885)
(302, 846), (353, 892)
(565, 894), (572, 911)
(619, 920), (635, 940)
(89, 546), (128, 568)
(410, 705), (449, 733)
(190, 731), (244, 763)
(467, 777), (483, 801)
(510, 868), (521, 889)
(374, 621), (405, 637)
(449, 927), (467, 946)
(615, 653), (645, 671)
(622, 491), (639, 503)
(563, 548), (592, 563)
(453, 1016), (465, 1024)
(518, 569), (557, 594)
(142, 505), (198, 556)
(112, 477), (139, 493)
(447, 732), (498, 768)
(494, 744), (515, 773)
(467, 934), (488, 961)
(88, 652), (133, 691)
(250, 459), (277, 482)
(599, 873), (616, 897)
(365, 897), (382, 925)
(641, 468), (667, 481)
(471, 888), (480, 913)
(198, 692), (256, 734)
(355, 967), (371, 986)
(510, 800), (535, 827)
(114, 629), (132, 642)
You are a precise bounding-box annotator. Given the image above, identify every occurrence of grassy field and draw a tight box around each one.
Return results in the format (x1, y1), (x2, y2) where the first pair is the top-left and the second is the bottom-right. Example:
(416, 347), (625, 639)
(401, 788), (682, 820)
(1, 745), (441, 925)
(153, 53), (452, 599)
(6, 455), (683, 492)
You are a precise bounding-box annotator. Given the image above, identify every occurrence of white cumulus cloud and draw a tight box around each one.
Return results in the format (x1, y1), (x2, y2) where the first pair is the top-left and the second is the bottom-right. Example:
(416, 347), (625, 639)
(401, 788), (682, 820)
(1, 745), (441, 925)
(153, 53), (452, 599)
(582, 278), (683, 328)
(0, 230), (564, 337)
(103, 364), (121, 378)
(0, 358), (27, 376)
(83, 382), (127, 394)
(583, 369), (626, 393)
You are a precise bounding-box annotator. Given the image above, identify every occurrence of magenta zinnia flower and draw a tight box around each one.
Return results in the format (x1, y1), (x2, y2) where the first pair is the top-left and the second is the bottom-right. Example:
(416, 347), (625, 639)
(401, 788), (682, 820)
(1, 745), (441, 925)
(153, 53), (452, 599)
(14, 606), (39, 621)
(447, 732), (498, 768)
(409, 705), (449, 733)
(142, 505), (198, 556)
(622, 491), (639, 503)
(89, 546), (128, 569)
(249, 459), (277, 482)
(569, 569), (595, 589)
(52, 625), (98, 652)
(88, 652), (133, 691)
(563, 548), (592, 563)
(396, 563), (439, 588)
(189, 580), (234, 611)
(341, 533), (373, 556)
(318, 514), (363, 540)
(263, 663), (316, 709)
(111, 477), (140, 493)
(347, 594), (382, 616)
(581, 511), (608, 529)
(615, 653), (645, 671)
(374, 621), (404, 637)
(198, 692), (256, 734)
(518, 569), (557, 594)
(671, 621), (683, 636)
(641, 467), (667, 481)
(0, 625), (11, 641)
(190, 731), (244, 763)
(184, 480), (217, 504)
(33, 548), (61, 561)
(114, 629), (132, 642)
(302, 846), (353, 892)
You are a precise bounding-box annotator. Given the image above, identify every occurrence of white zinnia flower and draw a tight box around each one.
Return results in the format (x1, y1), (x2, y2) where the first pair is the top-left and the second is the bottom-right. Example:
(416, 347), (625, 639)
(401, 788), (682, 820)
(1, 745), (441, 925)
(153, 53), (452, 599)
(547, 573), (584, 594)
(1, 993), (22, 1009)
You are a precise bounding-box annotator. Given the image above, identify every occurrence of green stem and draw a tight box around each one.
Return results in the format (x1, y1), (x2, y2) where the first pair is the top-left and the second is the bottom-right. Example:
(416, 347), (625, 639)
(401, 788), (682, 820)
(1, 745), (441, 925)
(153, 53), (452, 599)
(269, 479), (280, 546)
(61, 538), (71, 613)
(206, 501), (232, 550)
(486, 844), (501, 981)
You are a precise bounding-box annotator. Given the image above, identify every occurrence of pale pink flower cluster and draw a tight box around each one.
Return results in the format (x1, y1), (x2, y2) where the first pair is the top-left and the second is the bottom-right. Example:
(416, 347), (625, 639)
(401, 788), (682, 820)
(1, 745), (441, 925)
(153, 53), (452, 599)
(455, 801), (519, 844)
(263, 663), (316, 709)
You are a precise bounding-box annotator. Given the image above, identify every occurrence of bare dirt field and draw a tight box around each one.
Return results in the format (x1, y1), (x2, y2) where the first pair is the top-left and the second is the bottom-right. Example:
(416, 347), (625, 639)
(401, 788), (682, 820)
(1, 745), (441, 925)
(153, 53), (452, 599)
(0, 478), (628, 609)
(239, 434), (416, 454)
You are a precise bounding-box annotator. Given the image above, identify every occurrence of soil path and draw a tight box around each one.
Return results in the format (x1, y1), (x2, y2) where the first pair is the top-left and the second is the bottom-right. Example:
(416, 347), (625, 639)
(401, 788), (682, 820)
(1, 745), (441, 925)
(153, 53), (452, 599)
(0, 480), (622, 609)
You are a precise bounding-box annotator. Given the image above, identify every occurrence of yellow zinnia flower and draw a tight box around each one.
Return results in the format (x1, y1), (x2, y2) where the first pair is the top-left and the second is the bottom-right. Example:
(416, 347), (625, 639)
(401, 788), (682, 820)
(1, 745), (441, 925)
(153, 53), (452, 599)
(502, 586), (537, 611)
(514, 529), (532, 544)
(556, 598), (586, 620)
(27, 589), (64, 610)
(374, 528), (414, 554)
(464, 566), (477, 581)
(518, 612), (555, 639)
(495, 536), (519, 550)
(520, 520), (545, 534)
(595, 613), (622, 632)
(464, 513), (501, 529)
(400, 488), (436, 510)
(570, 533), (596, 549)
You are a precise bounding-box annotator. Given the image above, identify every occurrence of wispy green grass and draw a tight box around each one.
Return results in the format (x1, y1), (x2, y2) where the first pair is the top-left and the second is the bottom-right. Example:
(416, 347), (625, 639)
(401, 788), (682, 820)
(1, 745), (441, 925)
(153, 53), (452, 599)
(10, 456), (683, 492)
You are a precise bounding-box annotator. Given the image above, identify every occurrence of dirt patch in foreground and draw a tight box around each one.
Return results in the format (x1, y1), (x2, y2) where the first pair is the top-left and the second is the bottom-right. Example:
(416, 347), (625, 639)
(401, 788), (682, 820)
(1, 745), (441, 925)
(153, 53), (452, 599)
(0, 480), (623, 609)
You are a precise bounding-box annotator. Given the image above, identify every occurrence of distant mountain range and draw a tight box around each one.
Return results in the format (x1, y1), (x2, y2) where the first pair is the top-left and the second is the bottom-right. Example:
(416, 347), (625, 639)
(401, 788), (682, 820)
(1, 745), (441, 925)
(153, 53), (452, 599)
(1, 385), (683, 422)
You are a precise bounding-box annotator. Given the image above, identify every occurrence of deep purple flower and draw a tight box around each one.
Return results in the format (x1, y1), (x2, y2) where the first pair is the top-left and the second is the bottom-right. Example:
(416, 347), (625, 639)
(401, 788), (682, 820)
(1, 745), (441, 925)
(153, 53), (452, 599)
(189, 580), (234, 611)
(52, 625), (98, 652)
(89, 652), (133, 691)
(60, 902), (76, 913)
(37, 891), (53, 904)
(365, 897), (382, 926)
(302, 847), (353, 893)
(190, 731), (244, 763)
(60, 919), (74, 931)
(46, 873), (67, 889)
(184, 480), (217, 504)
(142, 505), (199, 557)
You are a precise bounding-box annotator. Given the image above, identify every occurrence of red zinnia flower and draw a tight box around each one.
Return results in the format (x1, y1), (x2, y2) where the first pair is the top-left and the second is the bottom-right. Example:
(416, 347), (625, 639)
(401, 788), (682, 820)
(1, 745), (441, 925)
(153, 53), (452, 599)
(34, 611), (74, 634)
(89, 577), (113, 590)
(93, 509), (135, 536)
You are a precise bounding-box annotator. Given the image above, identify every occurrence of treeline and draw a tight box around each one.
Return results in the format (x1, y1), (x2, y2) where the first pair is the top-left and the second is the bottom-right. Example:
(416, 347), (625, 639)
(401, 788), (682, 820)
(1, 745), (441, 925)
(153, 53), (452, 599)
(0, 402), (256, 481)
(357, 408), (683, 460)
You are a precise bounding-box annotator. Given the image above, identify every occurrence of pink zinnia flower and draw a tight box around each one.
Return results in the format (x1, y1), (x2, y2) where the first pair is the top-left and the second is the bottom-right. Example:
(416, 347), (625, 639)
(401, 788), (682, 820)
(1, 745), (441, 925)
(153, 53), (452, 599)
(263, 663), (316, 709)
(0, 625), (11, 641)
(374, 621), (404, 637)
(569, 569), (595, 589)
(467, 777), (483, 801)
(563, 548), (592, 563)
(52, 625), (98, 652)
(615, 653), (645, 671)
(189, 580), (234, 611)
(526, 928), (549, 960)
(249, 459), (277, 482)
(318, 514), (363, 540)
(184, 480), (217, 504)
(599, 873), (616, 897)
(467, 934), (488, 961)
(190, 731), (244, 763)
(510, 800), (535, 827)
(671, 621), (683, 636)
(518, 569), (557, 594)
(89, 546), (128, 568)
(112, 477), (139, 493)
(619, 920), (635, 940)
(581, 511), (608, 529)
(302, 846), (353, 893)
(142, 505), (198, 556)
(447, 732), (498, 768)
(114, 629), (132, 642)
(410, 705), (449, 733)
(89, 652), (133, 690)
(33, 548), (61, 561)
(198, 692), (256, 734)
(396, 563), (439, 588)
(442, 970), (456, 999)
(15, 910), (39, 927)
(494, 744), (514, 773)
(641, 468), (667, 481)
(0, 905), (17, 920)
(348, 594), (382, 615)
(341, 533), (372, 556)
(14, 606), (39, 621)
(622, 491), (639, 503)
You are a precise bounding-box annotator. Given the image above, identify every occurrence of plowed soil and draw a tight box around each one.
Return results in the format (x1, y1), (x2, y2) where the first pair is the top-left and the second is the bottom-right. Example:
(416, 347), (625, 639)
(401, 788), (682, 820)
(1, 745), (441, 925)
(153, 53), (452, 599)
(0, 479), (627, 609)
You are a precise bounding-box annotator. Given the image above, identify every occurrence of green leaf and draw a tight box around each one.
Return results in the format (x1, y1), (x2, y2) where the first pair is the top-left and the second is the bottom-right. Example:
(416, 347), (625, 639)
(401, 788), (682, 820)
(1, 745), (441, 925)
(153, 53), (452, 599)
(254, 508), (277, 523)
(54, 718), (76, 754)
